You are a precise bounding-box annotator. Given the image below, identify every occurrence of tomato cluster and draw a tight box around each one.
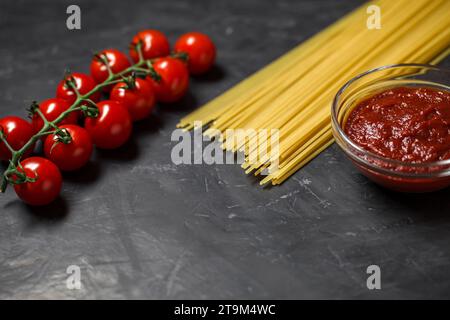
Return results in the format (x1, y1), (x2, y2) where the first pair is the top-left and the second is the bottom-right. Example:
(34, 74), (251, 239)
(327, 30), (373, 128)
(0, 30), (216, 206)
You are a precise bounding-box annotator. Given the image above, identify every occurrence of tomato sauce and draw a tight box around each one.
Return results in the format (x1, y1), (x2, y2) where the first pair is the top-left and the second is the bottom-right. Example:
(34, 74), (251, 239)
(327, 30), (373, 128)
(344, 86), (450, 192)
(345, 86), (450, 164)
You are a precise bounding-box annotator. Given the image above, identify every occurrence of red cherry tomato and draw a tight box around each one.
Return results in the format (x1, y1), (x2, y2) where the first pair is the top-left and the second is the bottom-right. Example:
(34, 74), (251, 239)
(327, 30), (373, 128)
(31, 98), (78, 134)
(84, 100), (132, 149)
(148, 57), (189, 103)
(174, 32), (216, 75)
(129, 30), (170, 63)
(90, 49), (131, 90)
(56, 73), (101, 105)
(13, 157), (62, 206)
(0, 116), (34, 161)
(44, 125), (93, 171)
(110, 78), (155, 121)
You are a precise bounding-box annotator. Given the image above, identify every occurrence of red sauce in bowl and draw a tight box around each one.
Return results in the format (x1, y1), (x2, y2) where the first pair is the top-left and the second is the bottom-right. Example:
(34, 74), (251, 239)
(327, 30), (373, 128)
(345, 87), (450, 163)
(343, 86), (450, 192)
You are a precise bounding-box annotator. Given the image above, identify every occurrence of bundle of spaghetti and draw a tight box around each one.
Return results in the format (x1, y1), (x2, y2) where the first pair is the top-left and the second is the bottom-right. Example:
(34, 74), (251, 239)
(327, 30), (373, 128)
(177, 0), (450, 185)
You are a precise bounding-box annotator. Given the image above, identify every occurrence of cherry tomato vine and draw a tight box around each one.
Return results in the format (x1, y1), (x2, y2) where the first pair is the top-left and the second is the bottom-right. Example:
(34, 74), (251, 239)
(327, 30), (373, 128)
(0, 30), (216, 206)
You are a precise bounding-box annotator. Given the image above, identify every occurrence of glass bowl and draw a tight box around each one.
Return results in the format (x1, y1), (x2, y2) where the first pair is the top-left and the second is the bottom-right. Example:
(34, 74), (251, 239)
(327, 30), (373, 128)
(331, 64), (450, 192)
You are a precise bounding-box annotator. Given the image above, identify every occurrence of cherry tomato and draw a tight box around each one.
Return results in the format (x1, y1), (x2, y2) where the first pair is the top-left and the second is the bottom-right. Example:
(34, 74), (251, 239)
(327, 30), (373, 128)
(174, 32), (216, 75)
(44, 125), (93, 171)
(56, 73), (101, 105)
(84, 100), (132, 149)
(0, 116), (34, 161)
(129, 29), (170, 63)
(90, 49), (131, 90)
(31, 98), (78, 134)
(147, 57), (189, 103)
(14, 157), (62, 206)
(110, 78), (155, 121)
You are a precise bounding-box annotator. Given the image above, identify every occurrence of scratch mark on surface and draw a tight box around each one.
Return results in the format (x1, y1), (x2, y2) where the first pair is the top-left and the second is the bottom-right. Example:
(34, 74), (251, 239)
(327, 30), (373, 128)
(131, 164), (177, 174)
(293, 177), (331, 208)
(195, 213), (210, 218)
(190, 202), (201, 216)
(327, 245), (345, 268)
(407, 258), (434, 282)
(214, 167), (228, 185)
(166, 252), (186, 297)
(259, 190), (301, 208)
(287, 197), (298, 215)
(204, 177), (209, 193)
(327, 246), (366, 288)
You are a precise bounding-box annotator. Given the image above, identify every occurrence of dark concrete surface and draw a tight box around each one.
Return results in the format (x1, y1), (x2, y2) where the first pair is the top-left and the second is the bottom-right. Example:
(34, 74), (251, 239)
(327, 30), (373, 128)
(0, 0), (449, 299)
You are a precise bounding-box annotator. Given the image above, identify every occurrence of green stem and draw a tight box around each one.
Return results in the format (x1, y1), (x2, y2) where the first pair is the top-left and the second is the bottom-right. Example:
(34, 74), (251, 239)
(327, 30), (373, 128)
(136, 41), (145, 64)
(0, 131), (16, 155)
(0, 176), (7, 192)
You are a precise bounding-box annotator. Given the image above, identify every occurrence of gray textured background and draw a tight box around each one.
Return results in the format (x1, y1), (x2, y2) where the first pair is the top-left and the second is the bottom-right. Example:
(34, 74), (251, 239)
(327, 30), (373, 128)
(1, 0), (450, 299)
